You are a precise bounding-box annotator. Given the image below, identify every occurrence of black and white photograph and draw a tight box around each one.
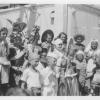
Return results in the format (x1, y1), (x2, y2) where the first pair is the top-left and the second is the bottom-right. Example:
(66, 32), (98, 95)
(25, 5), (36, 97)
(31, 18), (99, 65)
(0, 3), (100, 96)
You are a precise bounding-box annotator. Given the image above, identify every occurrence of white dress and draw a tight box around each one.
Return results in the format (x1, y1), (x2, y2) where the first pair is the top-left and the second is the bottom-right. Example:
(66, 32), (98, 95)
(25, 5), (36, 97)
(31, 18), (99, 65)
(41, 67), (58, 96)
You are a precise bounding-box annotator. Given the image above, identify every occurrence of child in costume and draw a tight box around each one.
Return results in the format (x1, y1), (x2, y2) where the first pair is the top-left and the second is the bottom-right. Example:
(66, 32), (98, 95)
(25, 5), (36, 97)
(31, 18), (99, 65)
(85, 39), (99, 95)
(73, 50), (87, 95)
(41, 52), (58, 96)
(21, 53), (42, 96)
(90, 50), (100, 95)
(85, 39), (98, 62)
(36, 48), (48, 74)
(64, 48), (79, 96)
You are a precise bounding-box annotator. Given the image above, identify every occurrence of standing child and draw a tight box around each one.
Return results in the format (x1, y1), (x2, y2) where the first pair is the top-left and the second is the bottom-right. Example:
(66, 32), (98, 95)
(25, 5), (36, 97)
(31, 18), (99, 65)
(65, 48), (79, 96)
(41, 52), (58, 96)
(74, 50), (87, 95)
(21, 53), (42, 96)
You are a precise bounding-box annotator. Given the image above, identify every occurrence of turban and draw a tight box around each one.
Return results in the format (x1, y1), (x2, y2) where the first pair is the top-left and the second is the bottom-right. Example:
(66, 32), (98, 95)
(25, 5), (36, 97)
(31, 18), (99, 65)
(54, 39), (63, 46)
(76, 50), (84, 56)
(28, 53), (40, 61)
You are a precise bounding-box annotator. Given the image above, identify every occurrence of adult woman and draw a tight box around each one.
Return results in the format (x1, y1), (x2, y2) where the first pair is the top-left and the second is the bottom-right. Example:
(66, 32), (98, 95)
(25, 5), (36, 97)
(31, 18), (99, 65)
(0, 38), (10, 95)
(55, 32), (67, 54)
(41, 29), (54, 52)
(84, 40), (99, 95)
(91, 50), (100, 95)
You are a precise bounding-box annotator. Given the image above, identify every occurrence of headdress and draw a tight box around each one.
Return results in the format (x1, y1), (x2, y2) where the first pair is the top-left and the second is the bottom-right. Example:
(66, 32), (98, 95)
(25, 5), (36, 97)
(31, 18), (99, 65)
(28, 53), (40, 61)
(74, 34), (85, 42)
(13, 22), (26, 32)
(54, 38), (63, 46)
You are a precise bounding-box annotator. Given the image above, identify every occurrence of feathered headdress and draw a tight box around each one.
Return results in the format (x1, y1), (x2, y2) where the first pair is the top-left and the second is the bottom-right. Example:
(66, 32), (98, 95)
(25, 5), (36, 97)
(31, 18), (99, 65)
(13, 22), (26, 32)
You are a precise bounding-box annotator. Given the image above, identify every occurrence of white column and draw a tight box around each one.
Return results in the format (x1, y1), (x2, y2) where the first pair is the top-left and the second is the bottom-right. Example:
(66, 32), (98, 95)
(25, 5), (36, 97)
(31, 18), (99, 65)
(27, 6), (37, 35)
(67, 7), (77, 38)
(63, 4), (68, 34)
(54, 4), (64, 38)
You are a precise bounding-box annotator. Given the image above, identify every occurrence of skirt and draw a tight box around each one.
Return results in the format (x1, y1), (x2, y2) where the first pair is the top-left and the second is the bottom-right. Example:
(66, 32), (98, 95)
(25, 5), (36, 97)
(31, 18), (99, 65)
(58, 80), (67, 96)
(65, 76), (80, 96)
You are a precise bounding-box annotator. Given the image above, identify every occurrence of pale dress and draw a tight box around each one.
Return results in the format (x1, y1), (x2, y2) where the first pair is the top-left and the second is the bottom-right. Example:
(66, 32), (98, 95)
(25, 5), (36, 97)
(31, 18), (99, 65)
(41, 67), (58, 96)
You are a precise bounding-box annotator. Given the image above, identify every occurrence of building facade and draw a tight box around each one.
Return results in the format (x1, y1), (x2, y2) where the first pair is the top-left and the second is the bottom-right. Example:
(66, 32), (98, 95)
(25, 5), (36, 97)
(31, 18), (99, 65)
(67, 4), (100, 47)
(0, 4), (67, 39)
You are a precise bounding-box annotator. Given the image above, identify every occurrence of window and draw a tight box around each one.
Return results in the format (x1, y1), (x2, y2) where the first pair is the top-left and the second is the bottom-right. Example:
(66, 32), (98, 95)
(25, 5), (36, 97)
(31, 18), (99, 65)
(50, 11), (55, 25)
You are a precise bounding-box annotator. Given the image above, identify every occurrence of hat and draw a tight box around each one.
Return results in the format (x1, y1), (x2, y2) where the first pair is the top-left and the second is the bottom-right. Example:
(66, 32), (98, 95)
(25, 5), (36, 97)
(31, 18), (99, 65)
(91, 39), (98, 44)
(28, 53), (40, 61)
(47, 52), (57, 59)
(74, 34), (85, 42)
(54, 39), (63, 46)
(76, 50), (84, 55)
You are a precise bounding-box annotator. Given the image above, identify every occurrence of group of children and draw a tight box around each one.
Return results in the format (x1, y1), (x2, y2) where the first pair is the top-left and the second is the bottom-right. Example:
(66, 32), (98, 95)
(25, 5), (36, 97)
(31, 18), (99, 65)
(0, 22), (100, 96)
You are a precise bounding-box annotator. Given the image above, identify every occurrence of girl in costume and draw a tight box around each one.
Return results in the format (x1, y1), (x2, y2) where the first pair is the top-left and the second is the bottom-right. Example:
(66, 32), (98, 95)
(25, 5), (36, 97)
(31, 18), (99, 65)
(85, 39), (99, 62)
(90, 50), (100, 95)
(85, 39), (99, 95)
(64, 48), (79, 96)
(21, 53), (42, 96)
(41, 52), (58, 96)
(73, 50), (87, 95)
